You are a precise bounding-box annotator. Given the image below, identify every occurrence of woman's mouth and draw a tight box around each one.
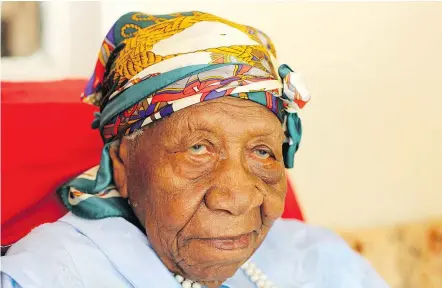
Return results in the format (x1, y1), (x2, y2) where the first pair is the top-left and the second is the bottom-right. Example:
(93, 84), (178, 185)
(203, 232), (255, 250)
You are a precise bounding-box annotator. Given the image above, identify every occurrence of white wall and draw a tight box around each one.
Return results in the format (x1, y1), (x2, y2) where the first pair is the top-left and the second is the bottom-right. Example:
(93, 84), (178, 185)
(4, 1), (442, 229)
(1, 1), (102, 80)
(279, 2), (442, 229)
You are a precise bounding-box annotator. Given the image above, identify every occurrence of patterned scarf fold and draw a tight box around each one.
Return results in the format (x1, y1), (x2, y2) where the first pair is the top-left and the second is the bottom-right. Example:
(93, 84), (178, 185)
(57, 11), (311, 222)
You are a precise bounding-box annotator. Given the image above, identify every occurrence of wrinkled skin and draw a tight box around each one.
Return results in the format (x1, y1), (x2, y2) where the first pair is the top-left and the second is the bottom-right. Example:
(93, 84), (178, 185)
(110, 96), (287, 288)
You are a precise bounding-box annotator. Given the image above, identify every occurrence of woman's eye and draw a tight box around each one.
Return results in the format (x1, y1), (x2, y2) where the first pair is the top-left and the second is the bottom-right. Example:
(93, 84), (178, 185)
(253, 149), (271, 159)
(188, 144), (208, 154)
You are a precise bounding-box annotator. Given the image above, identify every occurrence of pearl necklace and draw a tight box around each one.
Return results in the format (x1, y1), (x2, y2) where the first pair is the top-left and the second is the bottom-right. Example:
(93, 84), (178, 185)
(174, 260), (275, 288)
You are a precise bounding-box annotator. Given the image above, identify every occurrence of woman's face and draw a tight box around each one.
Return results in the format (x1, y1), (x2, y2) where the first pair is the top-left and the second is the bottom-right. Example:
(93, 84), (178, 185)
(111, 96), (286, 286)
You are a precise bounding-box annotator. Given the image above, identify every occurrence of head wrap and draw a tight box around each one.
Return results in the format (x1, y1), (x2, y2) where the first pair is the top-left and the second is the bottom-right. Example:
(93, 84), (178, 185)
(57, 11), (311, 222)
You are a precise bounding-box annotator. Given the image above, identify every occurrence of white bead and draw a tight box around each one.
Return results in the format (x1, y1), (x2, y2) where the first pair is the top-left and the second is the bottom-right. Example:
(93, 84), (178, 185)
(177, 261), (273, 288)
(182, 279), (193, 288)
(175, 275), (184, 283)
(251, 274), (260, 282)
(248, 263), (257, 270)
(245, 266), (255, 275)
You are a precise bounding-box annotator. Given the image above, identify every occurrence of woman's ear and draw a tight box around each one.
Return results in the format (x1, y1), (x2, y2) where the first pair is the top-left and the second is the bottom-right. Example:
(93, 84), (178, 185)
(109, 141), (129, 198)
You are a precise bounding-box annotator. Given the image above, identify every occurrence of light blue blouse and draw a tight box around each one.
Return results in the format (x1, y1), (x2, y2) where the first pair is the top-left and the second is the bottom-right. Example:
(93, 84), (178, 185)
(1, 213), (388, 287)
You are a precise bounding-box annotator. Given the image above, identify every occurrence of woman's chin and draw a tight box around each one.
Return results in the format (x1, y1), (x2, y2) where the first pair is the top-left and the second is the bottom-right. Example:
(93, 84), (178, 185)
(182, 262), (243, 283)
(175, 231), (261, 281)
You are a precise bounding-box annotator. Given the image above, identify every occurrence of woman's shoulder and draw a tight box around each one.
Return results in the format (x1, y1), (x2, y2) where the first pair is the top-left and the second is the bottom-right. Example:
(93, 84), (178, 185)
(252, 219), (390, 287)
(1, 217), (87, 287)
(4, 215), (83, 256)
(267, 218), (348, 247)
(1, 213), (132, 288)
(255, 218), (352, 265)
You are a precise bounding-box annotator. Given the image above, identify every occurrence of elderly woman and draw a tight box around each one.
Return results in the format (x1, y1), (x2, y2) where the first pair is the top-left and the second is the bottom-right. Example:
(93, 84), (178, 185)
(1, 11), (387, 288)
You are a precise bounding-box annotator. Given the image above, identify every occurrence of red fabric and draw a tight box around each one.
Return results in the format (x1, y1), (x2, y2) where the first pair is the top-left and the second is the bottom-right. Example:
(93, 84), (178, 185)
(1, 80), (102, 246)
(1, 80), (303, 246)
(282, 180), (304, 221)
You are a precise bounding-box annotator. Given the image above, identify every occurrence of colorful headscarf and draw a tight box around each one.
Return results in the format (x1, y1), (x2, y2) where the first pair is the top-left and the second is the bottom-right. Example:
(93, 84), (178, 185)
(57, 11), (311, 222)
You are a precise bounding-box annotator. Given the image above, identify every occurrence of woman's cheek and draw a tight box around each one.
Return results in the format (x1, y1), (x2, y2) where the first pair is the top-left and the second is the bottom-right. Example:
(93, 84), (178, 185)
(171, 152), (217, 180)
(248, 157), (284, 185)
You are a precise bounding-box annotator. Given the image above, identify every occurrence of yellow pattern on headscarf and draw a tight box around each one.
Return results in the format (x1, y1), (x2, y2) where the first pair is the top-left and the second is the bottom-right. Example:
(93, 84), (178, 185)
(112, 12), (277, 83)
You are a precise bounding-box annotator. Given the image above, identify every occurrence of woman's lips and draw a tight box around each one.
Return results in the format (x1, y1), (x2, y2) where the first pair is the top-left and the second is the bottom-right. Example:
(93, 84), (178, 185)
(202, 232), (254, 250)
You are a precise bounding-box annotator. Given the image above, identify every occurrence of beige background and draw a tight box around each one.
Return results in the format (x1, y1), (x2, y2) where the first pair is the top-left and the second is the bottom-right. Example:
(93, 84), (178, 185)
(3, 1), (442, 229)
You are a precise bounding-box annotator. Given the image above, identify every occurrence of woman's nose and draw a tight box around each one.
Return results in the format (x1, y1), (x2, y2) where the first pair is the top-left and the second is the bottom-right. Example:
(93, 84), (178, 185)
(204, 158), (263, 216)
